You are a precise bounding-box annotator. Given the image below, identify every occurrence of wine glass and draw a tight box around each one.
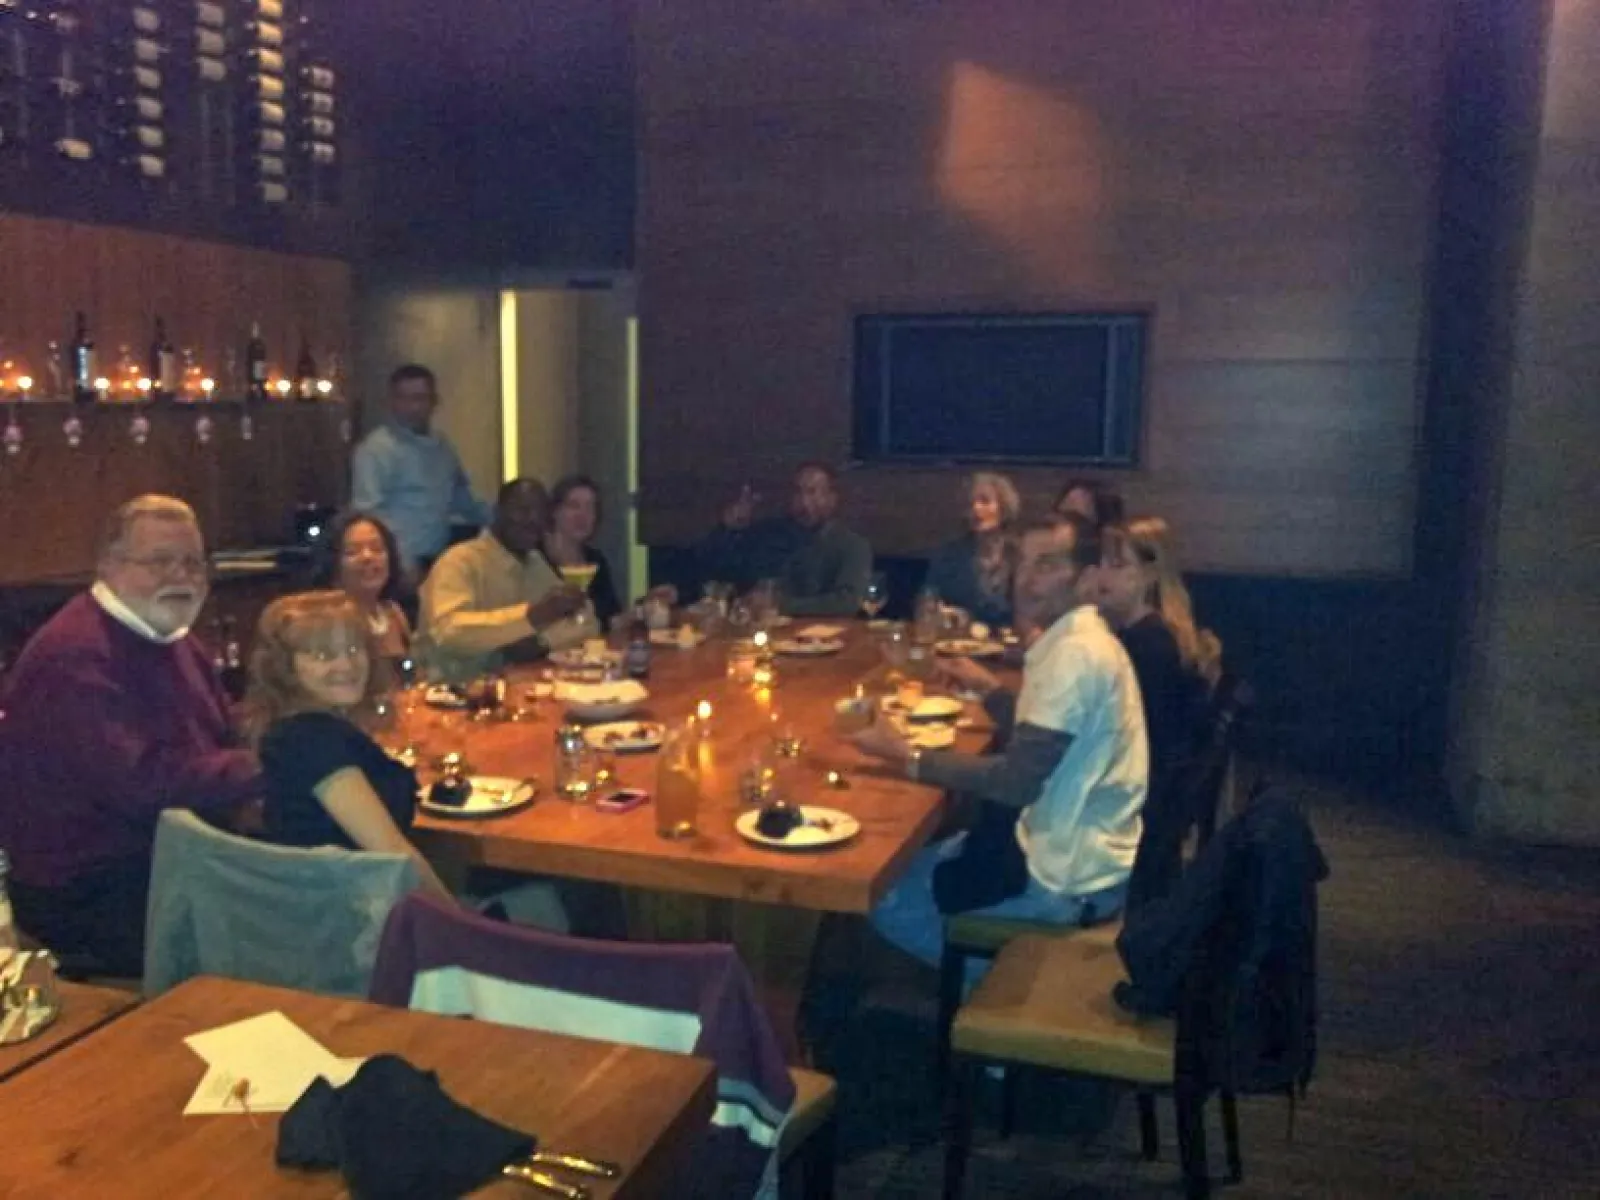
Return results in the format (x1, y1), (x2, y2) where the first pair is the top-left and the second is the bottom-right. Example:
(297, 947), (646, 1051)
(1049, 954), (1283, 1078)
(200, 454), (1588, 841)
(861, 572), (889, 621)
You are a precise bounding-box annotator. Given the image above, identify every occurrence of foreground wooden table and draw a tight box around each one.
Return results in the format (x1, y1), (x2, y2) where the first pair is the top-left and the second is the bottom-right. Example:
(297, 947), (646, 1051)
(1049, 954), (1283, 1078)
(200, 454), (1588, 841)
(410, 624), (980, 914)
(0, 979), (139, 1083)
(0, 976), (715, 1198)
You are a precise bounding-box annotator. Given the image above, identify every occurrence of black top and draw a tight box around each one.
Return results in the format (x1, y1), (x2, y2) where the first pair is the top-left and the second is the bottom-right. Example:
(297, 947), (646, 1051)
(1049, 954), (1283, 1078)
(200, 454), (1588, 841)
(259, 711), (419, 850)
(1118, 613), (1206, 790)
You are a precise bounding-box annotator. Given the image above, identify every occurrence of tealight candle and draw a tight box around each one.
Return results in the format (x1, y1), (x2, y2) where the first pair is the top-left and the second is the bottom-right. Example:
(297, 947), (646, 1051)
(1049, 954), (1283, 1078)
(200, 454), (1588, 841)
(696, 700), (713, 722)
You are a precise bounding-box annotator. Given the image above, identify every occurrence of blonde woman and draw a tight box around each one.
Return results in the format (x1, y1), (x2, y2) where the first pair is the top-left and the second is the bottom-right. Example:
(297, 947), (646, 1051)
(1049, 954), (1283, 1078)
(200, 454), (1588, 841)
(245, 590), (452, 899)
(925, 472), (1022, 627)
(1096, 514), (1221, 801)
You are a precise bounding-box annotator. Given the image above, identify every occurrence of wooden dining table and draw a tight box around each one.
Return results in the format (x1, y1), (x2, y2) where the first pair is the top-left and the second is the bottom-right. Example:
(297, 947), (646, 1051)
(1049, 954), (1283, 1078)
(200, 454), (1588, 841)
(408, 623), (983, 914)
(403, 621), (991, 1054)
(0, 978), (139, 1083)
(0, 975), (716, 1198)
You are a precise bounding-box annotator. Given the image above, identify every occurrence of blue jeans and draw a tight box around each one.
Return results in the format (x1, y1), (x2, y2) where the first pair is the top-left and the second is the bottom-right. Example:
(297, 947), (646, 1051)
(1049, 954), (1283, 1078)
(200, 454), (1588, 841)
(870, 835), (1128, 986)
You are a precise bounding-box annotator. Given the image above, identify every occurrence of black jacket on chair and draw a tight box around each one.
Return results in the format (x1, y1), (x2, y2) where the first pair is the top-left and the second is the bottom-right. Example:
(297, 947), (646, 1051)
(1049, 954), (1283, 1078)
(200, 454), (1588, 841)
(1115, 788), (1327, 1099)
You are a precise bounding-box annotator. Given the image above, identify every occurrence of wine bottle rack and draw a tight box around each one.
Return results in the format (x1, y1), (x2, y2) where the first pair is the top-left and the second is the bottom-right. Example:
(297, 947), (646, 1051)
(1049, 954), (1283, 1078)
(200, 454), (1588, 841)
(0, 0), (348, 254)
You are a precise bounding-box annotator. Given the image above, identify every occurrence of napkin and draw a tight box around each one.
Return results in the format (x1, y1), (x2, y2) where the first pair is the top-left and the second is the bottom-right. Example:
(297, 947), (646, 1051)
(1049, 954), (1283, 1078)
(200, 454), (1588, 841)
(277, 1055), (535, 1200)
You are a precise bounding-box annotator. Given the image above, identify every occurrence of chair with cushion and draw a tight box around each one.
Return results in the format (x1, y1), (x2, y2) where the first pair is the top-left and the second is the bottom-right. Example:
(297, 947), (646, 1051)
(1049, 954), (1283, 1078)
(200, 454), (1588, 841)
(143, 809), (422, 998)
(370, 892), (836, 1200)
(934, 675), (1253, 1083)
(944, 792), (1322, 1199)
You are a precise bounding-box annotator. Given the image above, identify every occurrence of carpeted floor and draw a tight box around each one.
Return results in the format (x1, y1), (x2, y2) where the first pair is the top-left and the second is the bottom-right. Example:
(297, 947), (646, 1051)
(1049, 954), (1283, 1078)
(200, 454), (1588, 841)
(807, 775), (1600, 1198)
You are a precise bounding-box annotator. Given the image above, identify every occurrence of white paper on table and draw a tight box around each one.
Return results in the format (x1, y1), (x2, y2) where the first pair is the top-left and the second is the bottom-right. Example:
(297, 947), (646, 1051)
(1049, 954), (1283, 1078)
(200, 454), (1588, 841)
(182, 1010), (365, 1116)
(184, 1057), (365, 1115)
(795, 625), (845, 640)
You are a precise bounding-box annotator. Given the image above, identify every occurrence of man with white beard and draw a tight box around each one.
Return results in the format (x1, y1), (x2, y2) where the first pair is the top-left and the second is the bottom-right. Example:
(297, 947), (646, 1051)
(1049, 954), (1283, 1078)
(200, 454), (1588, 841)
(0, 495), (261, 975)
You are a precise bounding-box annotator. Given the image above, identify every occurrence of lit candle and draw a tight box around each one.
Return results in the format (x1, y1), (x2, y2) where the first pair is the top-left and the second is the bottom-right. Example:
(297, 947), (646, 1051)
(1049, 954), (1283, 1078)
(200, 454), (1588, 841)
(17, 375), (32, 395)
(315, 378), (334, 396)
(752, 630), (769, 650)
(274, 378), (292, 396)
(136, 376), (152, 393)
(201, 377), (216, 396)
(696, 699), (713, 723)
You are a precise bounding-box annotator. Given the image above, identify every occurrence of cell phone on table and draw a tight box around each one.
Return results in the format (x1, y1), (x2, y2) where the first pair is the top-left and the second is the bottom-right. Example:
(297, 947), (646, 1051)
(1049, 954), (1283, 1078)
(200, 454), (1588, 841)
(596, 788), (649, 814)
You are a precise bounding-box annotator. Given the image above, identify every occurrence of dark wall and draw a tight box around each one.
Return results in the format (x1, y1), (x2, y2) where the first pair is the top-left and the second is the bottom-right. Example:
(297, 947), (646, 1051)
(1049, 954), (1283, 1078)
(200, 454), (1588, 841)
(342, 0), (634, 271)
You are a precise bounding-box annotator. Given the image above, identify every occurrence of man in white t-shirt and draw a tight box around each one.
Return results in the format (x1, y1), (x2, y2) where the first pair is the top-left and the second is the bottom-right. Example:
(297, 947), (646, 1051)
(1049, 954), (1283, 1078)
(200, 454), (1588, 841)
(851, 513), (1149, 969)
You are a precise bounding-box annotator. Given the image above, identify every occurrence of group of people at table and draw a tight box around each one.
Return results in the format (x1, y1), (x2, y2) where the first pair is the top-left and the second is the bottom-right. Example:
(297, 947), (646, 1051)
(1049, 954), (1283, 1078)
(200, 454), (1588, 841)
(0, 362), (1222, 1017)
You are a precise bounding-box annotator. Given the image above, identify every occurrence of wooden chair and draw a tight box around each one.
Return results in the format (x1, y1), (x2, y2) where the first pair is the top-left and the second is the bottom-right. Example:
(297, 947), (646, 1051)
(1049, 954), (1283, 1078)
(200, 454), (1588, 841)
(782, 1068), (839, 1200)
(933, 677), (1253, 1086)
(943, 933), (1239, 1200)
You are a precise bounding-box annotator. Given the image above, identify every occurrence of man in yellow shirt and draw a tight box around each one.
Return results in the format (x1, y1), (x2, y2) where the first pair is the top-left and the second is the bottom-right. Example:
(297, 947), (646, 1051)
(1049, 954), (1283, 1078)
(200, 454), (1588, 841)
(419, 478), (595, 680)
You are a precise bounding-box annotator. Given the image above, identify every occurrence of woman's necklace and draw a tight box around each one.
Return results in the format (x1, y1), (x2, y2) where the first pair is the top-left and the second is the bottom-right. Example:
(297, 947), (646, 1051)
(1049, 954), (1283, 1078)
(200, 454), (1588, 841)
(367, 606), (390, 637)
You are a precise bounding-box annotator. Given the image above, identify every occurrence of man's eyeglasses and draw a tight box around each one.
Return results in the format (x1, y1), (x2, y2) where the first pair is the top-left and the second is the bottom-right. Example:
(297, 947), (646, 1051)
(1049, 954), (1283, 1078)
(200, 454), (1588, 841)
(119, 553), (209, 577)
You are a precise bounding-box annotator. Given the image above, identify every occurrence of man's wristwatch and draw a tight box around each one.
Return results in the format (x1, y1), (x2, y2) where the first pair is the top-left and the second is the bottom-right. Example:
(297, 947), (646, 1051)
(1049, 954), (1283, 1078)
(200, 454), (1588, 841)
(906, 747), (924, 782)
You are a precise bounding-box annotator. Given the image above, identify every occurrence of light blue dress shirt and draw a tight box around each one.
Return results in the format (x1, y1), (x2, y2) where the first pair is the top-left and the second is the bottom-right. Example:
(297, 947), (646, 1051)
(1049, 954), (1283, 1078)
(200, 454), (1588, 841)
(349, 422), (491, 566)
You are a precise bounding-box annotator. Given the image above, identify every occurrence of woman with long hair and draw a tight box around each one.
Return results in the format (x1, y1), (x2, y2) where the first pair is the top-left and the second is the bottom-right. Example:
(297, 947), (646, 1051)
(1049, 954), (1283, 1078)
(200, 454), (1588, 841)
(245, 590), (450, 898)
(1095, 516), (1221, 901)
(316, 511), (412, 666)
(925, 472), (1022, 627)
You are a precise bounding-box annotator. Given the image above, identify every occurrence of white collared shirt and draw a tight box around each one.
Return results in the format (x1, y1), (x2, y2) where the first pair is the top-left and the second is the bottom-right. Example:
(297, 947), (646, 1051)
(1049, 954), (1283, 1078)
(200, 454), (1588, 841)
(91, 580), (190, 646)
(1013, 603), (1149, 895)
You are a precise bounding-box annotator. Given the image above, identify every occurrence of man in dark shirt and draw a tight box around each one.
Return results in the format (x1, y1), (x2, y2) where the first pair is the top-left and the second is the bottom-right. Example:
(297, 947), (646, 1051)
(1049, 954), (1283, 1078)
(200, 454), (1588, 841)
(0, 495), (261, 975)
(697, 463), (873, 617)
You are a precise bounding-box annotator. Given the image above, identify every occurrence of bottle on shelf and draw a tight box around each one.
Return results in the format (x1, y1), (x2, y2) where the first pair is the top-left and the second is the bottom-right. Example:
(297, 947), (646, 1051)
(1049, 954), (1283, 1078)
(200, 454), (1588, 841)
(293, 337), (317, 401)
(68, 310), (97, 404)
(245, 321), (269, 402)
(149, 316), (177, 401)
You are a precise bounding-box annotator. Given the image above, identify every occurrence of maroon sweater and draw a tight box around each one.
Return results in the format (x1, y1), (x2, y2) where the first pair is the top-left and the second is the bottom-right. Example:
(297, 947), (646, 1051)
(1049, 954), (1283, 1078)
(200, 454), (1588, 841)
(0, 594), (261, 888)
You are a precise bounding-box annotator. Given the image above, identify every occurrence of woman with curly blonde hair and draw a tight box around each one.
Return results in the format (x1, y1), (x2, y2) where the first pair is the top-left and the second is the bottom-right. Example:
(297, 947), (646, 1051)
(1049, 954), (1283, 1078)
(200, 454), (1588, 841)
(925, 471), (1022, 627)
(245, 590), (451, 899)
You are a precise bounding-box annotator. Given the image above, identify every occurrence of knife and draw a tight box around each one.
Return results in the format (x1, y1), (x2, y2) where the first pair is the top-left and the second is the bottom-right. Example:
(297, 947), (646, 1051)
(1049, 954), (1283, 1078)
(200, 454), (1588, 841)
(501, 1163), (589, 1199)
(528, 1150), (621, 1179)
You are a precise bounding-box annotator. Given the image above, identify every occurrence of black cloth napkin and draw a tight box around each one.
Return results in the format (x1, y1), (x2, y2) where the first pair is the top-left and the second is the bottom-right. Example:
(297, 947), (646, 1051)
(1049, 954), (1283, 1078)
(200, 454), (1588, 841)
(277, 1054), (536, 1199)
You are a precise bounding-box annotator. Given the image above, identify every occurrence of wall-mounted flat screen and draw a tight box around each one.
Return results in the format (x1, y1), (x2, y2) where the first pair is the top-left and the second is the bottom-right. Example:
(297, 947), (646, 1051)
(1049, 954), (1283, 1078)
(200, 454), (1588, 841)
(851, 311), (1147, 465)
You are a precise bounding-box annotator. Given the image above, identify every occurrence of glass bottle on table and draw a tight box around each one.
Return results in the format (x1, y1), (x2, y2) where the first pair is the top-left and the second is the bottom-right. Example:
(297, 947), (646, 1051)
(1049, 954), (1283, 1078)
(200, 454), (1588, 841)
(655, 721), (701, 839)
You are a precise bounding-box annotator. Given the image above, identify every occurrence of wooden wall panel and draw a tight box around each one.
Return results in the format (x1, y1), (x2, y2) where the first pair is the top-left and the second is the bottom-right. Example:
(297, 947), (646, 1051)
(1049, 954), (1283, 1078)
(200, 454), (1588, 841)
(635, 0), (1447, 578)
(0, 213), (351, 396)
(0, 404), (348, 586)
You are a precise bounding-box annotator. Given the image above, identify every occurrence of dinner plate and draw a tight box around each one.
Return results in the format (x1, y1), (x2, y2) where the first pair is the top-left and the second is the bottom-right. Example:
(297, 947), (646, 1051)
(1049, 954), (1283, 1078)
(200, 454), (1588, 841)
(902, 723), (957, 750)
(419, 776), (536, 820)
(649, 628), (706, 648)
(583, 720), (666, 753)
(936, 638), (1006, 659)
(550, 647), (622, 669)
(881, 695), (964, 722)
(424, 684), (469, 709)
(774, 637), (845, 657)
(735, 806), (861, 851)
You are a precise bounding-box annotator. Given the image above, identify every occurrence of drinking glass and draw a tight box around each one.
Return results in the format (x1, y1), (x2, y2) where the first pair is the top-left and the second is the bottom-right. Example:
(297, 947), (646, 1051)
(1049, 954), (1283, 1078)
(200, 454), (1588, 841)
(750, 578), (781, 626)
(861, 572), (889, 620)
(655, 723), (701, 839)
(726, 639), (759, 684)
(704, 581), (734, 620)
